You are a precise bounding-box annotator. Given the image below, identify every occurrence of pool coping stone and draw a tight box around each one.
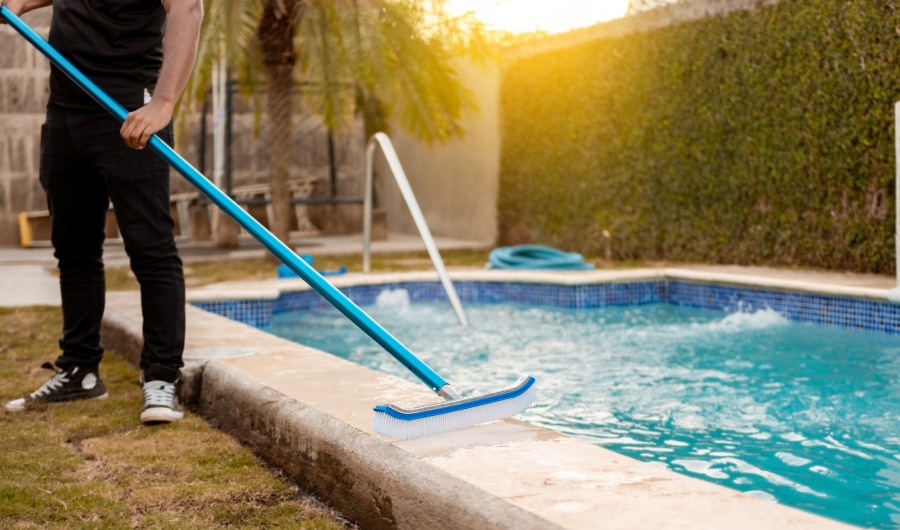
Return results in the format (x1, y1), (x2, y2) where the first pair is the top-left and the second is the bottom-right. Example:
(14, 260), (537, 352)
(185, 267), (894, 303)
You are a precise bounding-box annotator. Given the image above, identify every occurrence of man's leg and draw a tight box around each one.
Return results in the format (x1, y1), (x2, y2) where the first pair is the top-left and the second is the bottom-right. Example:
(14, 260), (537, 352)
(43, 107), (110, 370)
(83, 113), (186, 423)
(5, 105), (110, 411)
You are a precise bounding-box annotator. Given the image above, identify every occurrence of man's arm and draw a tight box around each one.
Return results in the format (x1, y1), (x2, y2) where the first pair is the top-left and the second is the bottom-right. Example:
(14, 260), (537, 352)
(0, 0), (53, 21)
(119, 0), (203, 150)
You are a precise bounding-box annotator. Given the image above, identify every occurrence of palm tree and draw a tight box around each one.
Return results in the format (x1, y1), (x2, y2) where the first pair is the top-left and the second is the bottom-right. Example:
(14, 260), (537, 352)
(182, 0), (492, 246)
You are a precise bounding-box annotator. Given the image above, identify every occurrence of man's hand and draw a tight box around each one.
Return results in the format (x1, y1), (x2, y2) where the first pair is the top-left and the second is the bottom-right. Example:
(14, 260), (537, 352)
(1, 0), (46, 23)
(0, 0), (20, 21)
(120, 97), (173, 150)
(118, 0), (202, 149)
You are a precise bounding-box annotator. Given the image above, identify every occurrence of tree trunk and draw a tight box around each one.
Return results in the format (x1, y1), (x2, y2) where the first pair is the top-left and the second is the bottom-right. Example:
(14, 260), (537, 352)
(264, 61), (294, 251)
(259, 0), (297, 258)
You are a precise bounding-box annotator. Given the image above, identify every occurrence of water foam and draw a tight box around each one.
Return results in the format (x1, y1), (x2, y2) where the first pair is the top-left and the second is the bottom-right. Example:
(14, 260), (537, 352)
(374, 288), (410, 313)
(714, 307), (788, 331)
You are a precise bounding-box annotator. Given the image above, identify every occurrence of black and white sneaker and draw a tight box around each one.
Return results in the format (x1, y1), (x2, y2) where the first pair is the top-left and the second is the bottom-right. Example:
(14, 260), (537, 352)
(4, 362), (108, 411)
(140, 364), (184, 424)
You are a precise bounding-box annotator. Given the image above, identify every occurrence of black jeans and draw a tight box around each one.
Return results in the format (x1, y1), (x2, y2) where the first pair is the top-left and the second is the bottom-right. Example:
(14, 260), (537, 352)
(40, 104), (185, 373)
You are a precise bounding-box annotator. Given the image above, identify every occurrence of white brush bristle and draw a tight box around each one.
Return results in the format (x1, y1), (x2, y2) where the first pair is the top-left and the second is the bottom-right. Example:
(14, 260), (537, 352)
(372, 385), (537, 440)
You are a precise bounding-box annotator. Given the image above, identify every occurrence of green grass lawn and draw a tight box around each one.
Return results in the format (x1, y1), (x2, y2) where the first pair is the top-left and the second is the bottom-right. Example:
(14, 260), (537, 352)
(0, 306), (347, 529)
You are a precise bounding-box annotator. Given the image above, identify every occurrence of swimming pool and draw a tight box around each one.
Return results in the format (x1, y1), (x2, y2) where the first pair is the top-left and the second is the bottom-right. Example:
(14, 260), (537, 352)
(191, 271), (900, 528)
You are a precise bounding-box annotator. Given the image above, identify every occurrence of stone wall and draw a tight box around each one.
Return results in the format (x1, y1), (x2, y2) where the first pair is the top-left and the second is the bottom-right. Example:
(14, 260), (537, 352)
(0, 9), (51, 245)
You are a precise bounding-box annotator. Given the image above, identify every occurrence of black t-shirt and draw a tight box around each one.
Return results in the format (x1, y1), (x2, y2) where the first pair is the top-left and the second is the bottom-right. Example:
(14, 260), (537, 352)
(48, 0), (166, 110)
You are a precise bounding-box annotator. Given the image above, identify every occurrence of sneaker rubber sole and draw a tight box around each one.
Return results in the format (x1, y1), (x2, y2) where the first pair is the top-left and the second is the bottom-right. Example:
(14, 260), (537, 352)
(140, 406), (184, 424)
(4, 392), (109, 412)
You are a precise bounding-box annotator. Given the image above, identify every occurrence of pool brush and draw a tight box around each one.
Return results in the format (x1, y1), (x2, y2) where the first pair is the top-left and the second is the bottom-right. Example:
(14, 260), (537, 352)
(2, 5), (536, 440)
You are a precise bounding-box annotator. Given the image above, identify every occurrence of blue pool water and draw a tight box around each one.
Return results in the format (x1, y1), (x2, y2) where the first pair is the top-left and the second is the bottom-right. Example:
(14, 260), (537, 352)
(264, 290), (900, 529)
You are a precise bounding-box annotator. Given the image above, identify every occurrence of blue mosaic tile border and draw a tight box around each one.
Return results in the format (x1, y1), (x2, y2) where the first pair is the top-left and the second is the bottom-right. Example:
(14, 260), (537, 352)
(192, 279), (900, 334)
(668, 281), (900, 334)
(192, 298), (274, 328)
(267, 280), (668, 312)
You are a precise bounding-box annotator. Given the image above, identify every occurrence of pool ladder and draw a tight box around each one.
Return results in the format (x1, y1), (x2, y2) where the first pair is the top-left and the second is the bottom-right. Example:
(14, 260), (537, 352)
(364, 133), (469, 327)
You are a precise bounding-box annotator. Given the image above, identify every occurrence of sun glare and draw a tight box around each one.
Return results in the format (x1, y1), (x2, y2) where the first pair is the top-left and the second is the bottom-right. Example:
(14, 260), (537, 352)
(449, 0), (630, 34)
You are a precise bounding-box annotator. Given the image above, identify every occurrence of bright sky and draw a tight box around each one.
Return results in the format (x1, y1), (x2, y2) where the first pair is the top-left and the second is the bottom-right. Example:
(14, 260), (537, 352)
(449, 0), (630, 34)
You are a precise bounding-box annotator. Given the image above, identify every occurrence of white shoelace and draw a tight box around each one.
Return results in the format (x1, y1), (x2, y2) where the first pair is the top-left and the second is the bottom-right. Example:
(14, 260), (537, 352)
(143, 381), (176, 407)
(30, 369), (72, 398)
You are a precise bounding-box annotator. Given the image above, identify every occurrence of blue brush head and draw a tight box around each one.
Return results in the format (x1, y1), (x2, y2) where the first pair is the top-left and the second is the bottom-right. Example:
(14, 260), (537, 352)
(372, 376), (536, 440)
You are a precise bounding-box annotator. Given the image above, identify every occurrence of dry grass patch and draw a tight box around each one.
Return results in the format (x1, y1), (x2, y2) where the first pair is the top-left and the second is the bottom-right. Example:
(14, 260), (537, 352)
(0, 307), (347, 529)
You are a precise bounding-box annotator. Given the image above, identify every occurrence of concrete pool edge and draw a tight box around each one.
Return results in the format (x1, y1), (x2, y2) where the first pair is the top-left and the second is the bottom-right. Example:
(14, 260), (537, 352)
(102, 283), (857, 530)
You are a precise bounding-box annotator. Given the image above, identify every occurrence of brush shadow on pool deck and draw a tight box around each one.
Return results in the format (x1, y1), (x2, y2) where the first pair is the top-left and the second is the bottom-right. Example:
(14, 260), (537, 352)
(100, 268), (868, 530)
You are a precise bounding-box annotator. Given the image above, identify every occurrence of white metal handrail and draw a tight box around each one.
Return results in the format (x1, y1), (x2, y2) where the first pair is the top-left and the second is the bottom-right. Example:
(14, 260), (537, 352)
(364, 132), (469, 327)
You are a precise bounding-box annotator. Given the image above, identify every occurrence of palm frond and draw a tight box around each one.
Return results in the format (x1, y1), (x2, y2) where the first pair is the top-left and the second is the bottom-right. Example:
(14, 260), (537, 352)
(181, 0), (495, 148)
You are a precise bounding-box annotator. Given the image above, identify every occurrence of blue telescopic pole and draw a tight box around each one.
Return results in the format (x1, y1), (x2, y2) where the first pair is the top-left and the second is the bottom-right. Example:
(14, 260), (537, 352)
(1, 5), (449, 393)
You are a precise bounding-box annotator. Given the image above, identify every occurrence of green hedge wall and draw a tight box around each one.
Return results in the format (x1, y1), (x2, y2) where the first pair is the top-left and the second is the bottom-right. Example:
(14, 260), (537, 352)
(499, 0), (899, 273)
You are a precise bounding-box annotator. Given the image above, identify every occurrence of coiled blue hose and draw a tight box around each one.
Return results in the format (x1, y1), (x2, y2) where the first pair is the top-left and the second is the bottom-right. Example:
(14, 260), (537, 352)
(488, 245), (595, 270)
